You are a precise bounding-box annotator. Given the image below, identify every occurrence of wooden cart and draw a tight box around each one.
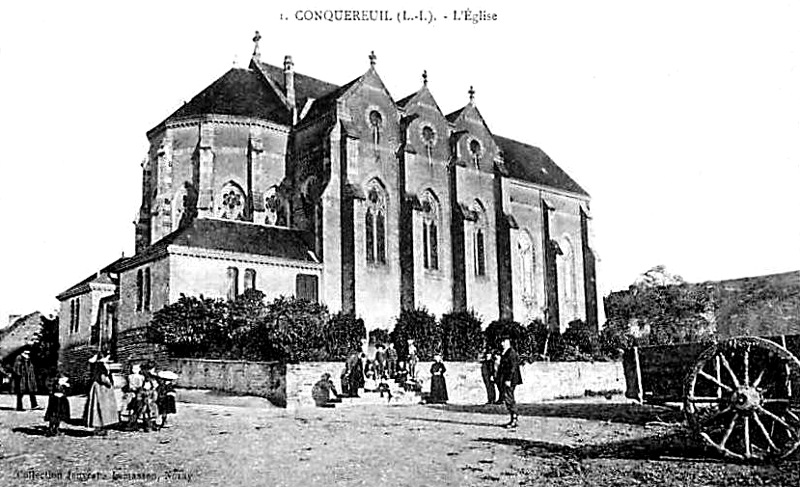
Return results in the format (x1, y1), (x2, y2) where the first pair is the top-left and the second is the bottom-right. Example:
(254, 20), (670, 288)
(624, 335), (800, 461)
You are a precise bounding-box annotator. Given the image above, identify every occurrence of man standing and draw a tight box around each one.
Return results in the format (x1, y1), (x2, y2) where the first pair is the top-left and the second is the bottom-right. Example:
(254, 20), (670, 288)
(386, 342), (398, 379)
(480, 351), (497, 405)
(497, 336), (522, 428)
(12, 349), (39, 411)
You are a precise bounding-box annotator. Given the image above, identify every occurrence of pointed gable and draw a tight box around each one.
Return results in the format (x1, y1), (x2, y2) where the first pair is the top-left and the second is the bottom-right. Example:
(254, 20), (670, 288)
(446, 103), (500, 170)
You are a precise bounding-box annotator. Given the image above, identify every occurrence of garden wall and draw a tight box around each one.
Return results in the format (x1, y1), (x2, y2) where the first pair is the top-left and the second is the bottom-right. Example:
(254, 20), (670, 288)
(286, 360), (625, 409)
(166, 358), (286, 407)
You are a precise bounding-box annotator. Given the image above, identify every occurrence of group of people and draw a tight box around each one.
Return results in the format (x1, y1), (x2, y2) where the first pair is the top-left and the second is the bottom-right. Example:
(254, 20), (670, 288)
(481, 336), (523, 429)
(5, 347), (178, 436)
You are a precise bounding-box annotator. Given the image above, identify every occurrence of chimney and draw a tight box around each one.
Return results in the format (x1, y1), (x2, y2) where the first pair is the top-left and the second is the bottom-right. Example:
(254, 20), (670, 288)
(284, 55), (297, 124)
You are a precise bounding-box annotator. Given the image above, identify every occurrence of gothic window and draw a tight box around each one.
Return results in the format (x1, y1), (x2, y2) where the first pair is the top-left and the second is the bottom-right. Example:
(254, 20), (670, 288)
(244, 268), (256, 291)
(421, 191), (440, 270)
(75, 298), (80, 332)
(369, 110), (383, 145)
(365, 183), (387, 265)
(518, 231), (536, 306)
(227, 266), (239, 301)
(469, 139), (482, 169)
(69, 300), (74, 333)
(473, 200), (487, 276)
(136, 270), (143, 312)
(296, 274), (319, 302)
(143, 267), (151, 311)
(557, 237), (577, 321)
(217, 182), (246, 220)
(422, 125), (435, 164)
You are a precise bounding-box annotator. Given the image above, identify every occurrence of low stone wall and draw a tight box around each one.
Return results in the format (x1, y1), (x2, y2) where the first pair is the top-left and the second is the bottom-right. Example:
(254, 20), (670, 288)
(287, 360), (625, 409)
(166, 358), (286, 407)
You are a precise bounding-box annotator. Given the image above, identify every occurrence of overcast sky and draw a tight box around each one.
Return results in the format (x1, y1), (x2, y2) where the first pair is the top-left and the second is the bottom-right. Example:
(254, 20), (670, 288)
(1, 0), (798, 325)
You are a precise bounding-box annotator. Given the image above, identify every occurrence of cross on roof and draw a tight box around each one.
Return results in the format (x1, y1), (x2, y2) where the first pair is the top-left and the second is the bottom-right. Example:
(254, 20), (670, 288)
(468, 85), (475, 103)
(252, 31), (262, 59)
(422, 70), (428, 85)
(369, 50), (377, 67)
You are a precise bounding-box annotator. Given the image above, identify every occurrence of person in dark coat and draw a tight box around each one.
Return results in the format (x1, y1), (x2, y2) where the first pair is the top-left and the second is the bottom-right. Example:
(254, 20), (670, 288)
(12, 349), (38, 411)
(374, 344), (387, 379)
(345, 351), (364, 397)
(83, 351), (118, 434)
(497, 336), (523, 428)
(428, 354), (448, 404)
(156, 371), (178, 428)
(44, 374), (70, 436)
(386, 342), (398, 378)
(312, 373), (342, 408)
(481, 351), (498, 405)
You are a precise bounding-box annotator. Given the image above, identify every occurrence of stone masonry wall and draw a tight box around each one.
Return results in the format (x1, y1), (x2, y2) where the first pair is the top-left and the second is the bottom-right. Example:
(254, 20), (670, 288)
(287, 360), (625, 409)
(166, 358), (286, 407)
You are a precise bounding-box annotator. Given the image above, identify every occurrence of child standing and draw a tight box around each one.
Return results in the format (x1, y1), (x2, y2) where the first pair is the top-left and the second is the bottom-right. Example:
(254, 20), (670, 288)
(156, 371), (178, 428)
(44, 374), (70, 436)
(124, 364), (144, 425)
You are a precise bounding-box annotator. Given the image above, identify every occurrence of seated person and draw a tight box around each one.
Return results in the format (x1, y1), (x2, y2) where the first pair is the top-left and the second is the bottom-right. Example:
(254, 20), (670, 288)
(312, 373), (342, 408)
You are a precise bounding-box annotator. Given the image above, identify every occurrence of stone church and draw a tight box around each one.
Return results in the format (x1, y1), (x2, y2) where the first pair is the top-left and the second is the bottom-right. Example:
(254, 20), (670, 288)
(57, 34), (599, 367)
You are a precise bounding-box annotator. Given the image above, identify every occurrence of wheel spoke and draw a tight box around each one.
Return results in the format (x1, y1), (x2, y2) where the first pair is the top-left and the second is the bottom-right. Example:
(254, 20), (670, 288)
(752, 412), (778, 451)
(719, 353), (741, 388)
(786, 409), (800, 423)
(756, 406), (796, 437)
(763, 398), (791, 404)
(698, 370), (734, 392)
(687, 396), (726, 403)
(752, 369), (766, 388)
(720, 413), (739, 449)
(743, 416), (752, 458)
(743, 346), (750, 386)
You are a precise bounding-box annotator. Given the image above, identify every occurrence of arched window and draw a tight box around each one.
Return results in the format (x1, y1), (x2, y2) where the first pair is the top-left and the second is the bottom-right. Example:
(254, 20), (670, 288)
(421, 191), (440, 270)
(365, 208), (375, 263)
(143, 267), (151, 311)
(217, 181), (246, 220)
(136, 270), (143, 312)
(75, 298), (80, 332)
(365, 182), (387, 265)
(369, 110), (382, 145)
(557, 237), (577, 322)
(517, 231), (536, 307)
(472, 200), (487, 276)
(226, 267), (239, 301)
(244, 268), (256, 291)
(469, 139), (482, 169)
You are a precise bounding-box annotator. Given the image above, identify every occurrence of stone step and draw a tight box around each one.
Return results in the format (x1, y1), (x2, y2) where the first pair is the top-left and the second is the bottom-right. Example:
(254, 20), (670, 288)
(336, 389), (421, 407)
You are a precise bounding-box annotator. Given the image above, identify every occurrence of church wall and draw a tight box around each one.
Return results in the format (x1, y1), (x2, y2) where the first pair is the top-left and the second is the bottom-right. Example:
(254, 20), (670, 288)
(547, 192), (587, 330)
(506, 181), (547, 324)
(455, 165), (499, 322)
(57, 285), (115, 351)
(167, 250), (322, 304)
(341, 77), (402, 329)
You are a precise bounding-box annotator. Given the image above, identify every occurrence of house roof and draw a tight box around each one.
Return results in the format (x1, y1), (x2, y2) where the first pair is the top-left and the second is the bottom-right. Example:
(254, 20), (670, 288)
(494, 135), (589, 197)
(57, 256), (128, 300)
(122, 218), (318, 269)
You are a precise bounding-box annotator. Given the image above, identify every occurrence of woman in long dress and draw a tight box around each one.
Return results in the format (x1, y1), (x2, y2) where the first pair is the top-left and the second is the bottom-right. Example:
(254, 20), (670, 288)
(428, 354), (448, 404)
(83, 352), (118, 435)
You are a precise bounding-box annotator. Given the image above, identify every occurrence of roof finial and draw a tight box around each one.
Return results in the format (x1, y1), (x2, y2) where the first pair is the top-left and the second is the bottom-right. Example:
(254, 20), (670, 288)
(369, 50), (377, 67)
(252, 31), (262, 61)
(422, 70), (428, 86)
(468, 85), (475, 103)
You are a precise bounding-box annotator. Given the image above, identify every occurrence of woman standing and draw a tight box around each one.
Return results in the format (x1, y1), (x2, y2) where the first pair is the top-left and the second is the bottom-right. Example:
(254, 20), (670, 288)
(428, 354), (448, 404)
(83, 350), (118, 435)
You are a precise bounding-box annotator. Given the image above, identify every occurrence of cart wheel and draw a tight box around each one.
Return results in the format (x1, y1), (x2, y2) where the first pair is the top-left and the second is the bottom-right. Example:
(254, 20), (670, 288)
(684, 336), (800, 461)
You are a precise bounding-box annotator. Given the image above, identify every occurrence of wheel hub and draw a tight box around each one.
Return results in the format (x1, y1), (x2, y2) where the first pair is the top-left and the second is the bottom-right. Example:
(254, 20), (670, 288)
(731, 387), (762, 412)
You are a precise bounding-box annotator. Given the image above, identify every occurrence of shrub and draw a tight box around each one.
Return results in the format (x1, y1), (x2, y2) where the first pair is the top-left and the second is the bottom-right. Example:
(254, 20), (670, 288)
(242, 296), (330, 362)
(557, 320), (599, 361)
(390, 307), (441, 360)
(150, 294), (231, 358)
(368, 328), (390, 348)
(325, 312), (367, 361)
(485, 319), (536, 362)
(440, 310), (484, 361)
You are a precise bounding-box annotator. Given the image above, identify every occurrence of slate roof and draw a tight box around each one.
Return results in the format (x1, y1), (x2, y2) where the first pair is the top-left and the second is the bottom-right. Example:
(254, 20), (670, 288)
(154, 68), (293, 129)
(122, 218), (318, 269)
(255, 61), (340, 109)
(445, 107), (466, 123)
(494, 135), (589, 197)
(57, 256), (129, 299)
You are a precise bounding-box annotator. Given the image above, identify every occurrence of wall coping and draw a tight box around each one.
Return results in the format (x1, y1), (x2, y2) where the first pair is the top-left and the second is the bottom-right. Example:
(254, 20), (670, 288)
(170, 357), (283, 367)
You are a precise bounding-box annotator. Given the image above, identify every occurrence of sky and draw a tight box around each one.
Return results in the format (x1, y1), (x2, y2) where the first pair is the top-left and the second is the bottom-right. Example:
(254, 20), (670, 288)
(1, 0), (798, 325)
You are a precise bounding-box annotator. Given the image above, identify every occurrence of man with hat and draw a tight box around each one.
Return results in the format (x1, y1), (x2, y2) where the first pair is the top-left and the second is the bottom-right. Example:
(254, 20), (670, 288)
(497, 335), (522, 428)
(12, 348), (39, 411)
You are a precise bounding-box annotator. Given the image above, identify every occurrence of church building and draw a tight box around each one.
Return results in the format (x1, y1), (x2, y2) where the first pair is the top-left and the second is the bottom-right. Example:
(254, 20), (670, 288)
(57, 34), (599, 367)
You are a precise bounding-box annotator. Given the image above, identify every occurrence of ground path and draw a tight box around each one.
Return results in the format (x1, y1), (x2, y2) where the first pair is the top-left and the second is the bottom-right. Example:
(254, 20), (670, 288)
(1, 392), (797, 486)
